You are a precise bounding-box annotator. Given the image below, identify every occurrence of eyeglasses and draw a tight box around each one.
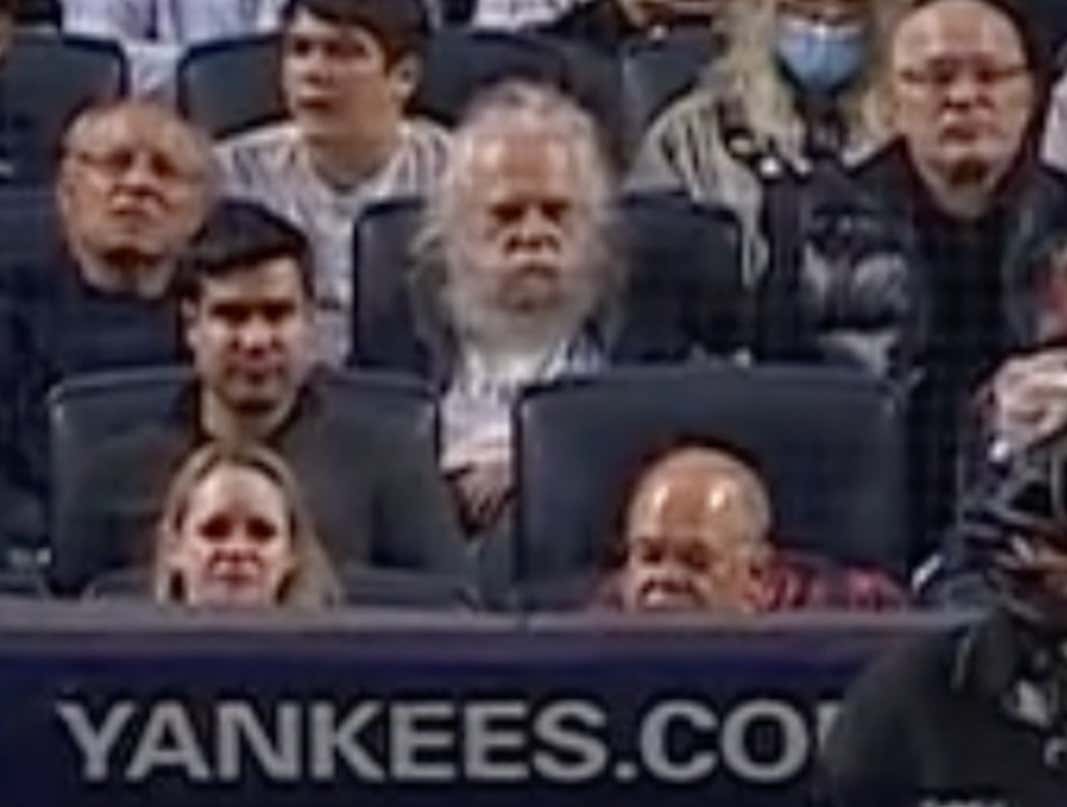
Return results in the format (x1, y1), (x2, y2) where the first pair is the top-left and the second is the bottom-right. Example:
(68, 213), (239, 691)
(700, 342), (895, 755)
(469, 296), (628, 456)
(896, 59), (1029, 94)
(69, 146), (204, 186)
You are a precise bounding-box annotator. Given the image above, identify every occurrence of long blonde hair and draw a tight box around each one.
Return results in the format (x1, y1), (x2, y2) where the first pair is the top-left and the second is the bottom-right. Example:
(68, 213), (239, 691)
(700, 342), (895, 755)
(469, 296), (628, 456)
(711, 0), (906, 163)
(153, 442), (341, 609)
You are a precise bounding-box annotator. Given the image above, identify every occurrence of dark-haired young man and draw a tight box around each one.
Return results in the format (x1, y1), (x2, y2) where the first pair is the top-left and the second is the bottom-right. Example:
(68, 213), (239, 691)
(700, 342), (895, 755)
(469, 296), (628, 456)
(217, 0), (448, 367)
(52, 200), (467, 595)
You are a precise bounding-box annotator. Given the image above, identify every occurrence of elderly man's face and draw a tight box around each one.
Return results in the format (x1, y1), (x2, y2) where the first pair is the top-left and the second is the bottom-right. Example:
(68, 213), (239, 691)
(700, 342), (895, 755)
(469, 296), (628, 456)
(282, 8), (413, 146)
(58, 105), (210, 267)
(166, 463), (296, 608)
(890, 0), (1035, 217)
(184, 256), (314, 420)
(618, 453), (770, 613)
(450, 127), (600, 340)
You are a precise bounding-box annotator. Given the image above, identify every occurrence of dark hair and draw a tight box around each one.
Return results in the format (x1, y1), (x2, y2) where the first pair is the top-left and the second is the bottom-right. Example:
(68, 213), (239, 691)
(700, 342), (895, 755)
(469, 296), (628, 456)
(281, 0), (427, 65)
(175, 199), (314, 303)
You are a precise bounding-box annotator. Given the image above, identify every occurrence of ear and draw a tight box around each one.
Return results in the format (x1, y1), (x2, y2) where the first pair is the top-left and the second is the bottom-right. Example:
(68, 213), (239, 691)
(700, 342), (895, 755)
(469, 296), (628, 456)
(388, 55), (420, 107)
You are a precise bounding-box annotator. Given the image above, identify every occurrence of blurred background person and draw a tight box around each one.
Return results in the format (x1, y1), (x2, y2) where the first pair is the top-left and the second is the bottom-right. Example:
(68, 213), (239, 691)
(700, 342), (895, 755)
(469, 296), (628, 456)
(0, 100), (213, 568)
(154, 442), (341, 609)
(823, 434), (1067, 805)
(603, 443), (907, 613)
(218, 0), (445, 367)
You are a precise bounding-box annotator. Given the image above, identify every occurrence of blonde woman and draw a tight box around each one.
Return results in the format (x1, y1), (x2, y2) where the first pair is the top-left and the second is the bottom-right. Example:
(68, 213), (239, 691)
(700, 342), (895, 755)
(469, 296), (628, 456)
(630, 0), (901, 285)
(153, 442), (341, 609)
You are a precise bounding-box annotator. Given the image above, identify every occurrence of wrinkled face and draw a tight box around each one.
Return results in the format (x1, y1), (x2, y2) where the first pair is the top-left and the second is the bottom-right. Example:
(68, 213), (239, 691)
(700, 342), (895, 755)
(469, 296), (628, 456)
(618, 457), (771, 613)
(59, 106), (210, 266)
(185, 256), (314, 419)
(281, 8), (413, 144)
(167, 464), (296, 608)
(890, 0), (1034, 213)
(448, 128), (601, 341)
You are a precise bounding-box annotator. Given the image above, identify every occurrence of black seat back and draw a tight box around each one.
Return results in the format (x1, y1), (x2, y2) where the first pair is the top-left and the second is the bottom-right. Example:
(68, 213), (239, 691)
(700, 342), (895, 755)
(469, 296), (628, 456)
(0, 32), (125, 184)
(176, 33), (284, 138)
(515, 364), (909, 584)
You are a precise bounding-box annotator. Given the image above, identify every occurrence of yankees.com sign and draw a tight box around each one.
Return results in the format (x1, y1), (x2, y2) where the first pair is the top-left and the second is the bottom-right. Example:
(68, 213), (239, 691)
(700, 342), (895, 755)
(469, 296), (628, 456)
(55, 693), (842, 789)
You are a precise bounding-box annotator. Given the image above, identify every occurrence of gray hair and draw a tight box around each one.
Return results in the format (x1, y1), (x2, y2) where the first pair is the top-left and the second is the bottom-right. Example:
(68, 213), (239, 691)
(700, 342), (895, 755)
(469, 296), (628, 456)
(416, 80), (622, 309)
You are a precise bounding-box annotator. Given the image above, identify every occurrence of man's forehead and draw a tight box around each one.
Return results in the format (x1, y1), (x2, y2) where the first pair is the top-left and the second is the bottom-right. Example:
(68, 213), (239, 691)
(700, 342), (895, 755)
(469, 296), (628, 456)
(287, 6), (380, 45)
(469, 128), (577, 188)
(893, 0), (1025, 65)
(628, 462), (759, 530)
(75, 108), (202, 158)
(201, 258), (306, 302)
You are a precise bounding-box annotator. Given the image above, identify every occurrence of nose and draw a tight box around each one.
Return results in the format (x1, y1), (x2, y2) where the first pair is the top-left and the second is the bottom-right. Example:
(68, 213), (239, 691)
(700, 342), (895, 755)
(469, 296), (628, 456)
(943, 70), (983, 108)
(236, 315), (273, 353)
(510, 206), (558, 252)
(116, 151), (160, 194)
(292, 43), (331, 85)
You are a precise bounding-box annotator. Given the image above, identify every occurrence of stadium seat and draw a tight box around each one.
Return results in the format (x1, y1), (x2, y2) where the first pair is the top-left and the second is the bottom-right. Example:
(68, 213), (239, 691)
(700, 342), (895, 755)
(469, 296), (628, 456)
(349, 192), (745, 374)
(514, 363), (910, 586)
(48, 366), (441, 594)
(176, 33), (284, 138)
(412, 28), (571, 124)
(619, 28), (719, 150)
(349, 196), (425, 374)
(0, 32), (126, 184)
(0, 185), (61, 266)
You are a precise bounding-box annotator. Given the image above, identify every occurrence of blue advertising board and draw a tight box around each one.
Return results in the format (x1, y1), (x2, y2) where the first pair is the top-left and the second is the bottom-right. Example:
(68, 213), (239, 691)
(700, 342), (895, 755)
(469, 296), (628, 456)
(0, 601), (971, 806)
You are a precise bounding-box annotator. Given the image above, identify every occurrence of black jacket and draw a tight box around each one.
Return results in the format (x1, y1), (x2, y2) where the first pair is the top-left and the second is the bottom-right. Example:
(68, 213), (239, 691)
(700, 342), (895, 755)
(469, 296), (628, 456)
(0, 245), (183, 554)
(797, 141), (1067, 553)
(821, 608), (1067, 807)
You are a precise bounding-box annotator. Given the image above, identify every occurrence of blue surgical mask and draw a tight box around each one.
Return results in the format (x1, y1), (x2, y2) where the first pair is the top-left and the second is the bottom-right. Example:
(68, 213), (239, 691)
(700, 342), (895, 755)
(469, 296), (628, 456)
(775, 15), (868, 96)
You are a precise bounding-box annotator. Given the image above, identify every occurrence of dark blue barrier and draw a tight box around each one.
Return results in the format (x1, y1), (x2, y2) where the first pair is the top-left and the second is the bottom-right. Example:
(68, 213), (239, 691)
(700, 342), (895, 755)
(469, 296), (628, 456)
(0, 601), (973, 806)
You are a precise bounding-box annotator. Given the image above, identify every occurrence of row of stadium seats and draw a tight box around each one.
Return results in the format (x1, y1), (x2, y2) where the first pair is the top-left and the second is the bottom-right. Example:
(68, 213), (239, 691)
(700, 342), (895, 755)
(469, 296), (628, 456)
(47, 362), (907, 597)
(0, 26), (716, 183)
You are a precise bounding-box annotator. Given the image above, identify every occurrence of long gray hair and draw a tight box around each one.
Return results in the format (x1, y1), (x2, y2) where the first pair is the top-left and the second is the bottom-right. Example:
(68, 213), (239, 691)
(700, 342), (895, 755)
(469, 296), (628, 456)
(415, 80), (625, 331)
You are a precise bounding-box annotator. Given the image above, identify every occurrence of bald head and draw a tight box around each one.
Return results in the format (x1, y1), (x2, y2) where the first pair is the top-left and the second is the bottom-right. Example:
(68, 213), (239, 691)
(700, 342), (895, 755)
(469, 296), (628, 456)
(617, 447), (772, 613)
(889, 0), (1035, 218)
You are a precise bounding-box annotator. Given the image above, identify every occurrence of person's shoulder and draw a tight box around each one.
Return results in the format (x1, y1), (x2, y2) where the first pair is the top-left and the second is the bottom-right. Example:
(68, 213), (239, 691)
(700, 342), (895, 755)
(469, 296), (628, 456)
(399, 116), (452, 157)
(646, 84), (721, 138)
(216, 120), (300, 170)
